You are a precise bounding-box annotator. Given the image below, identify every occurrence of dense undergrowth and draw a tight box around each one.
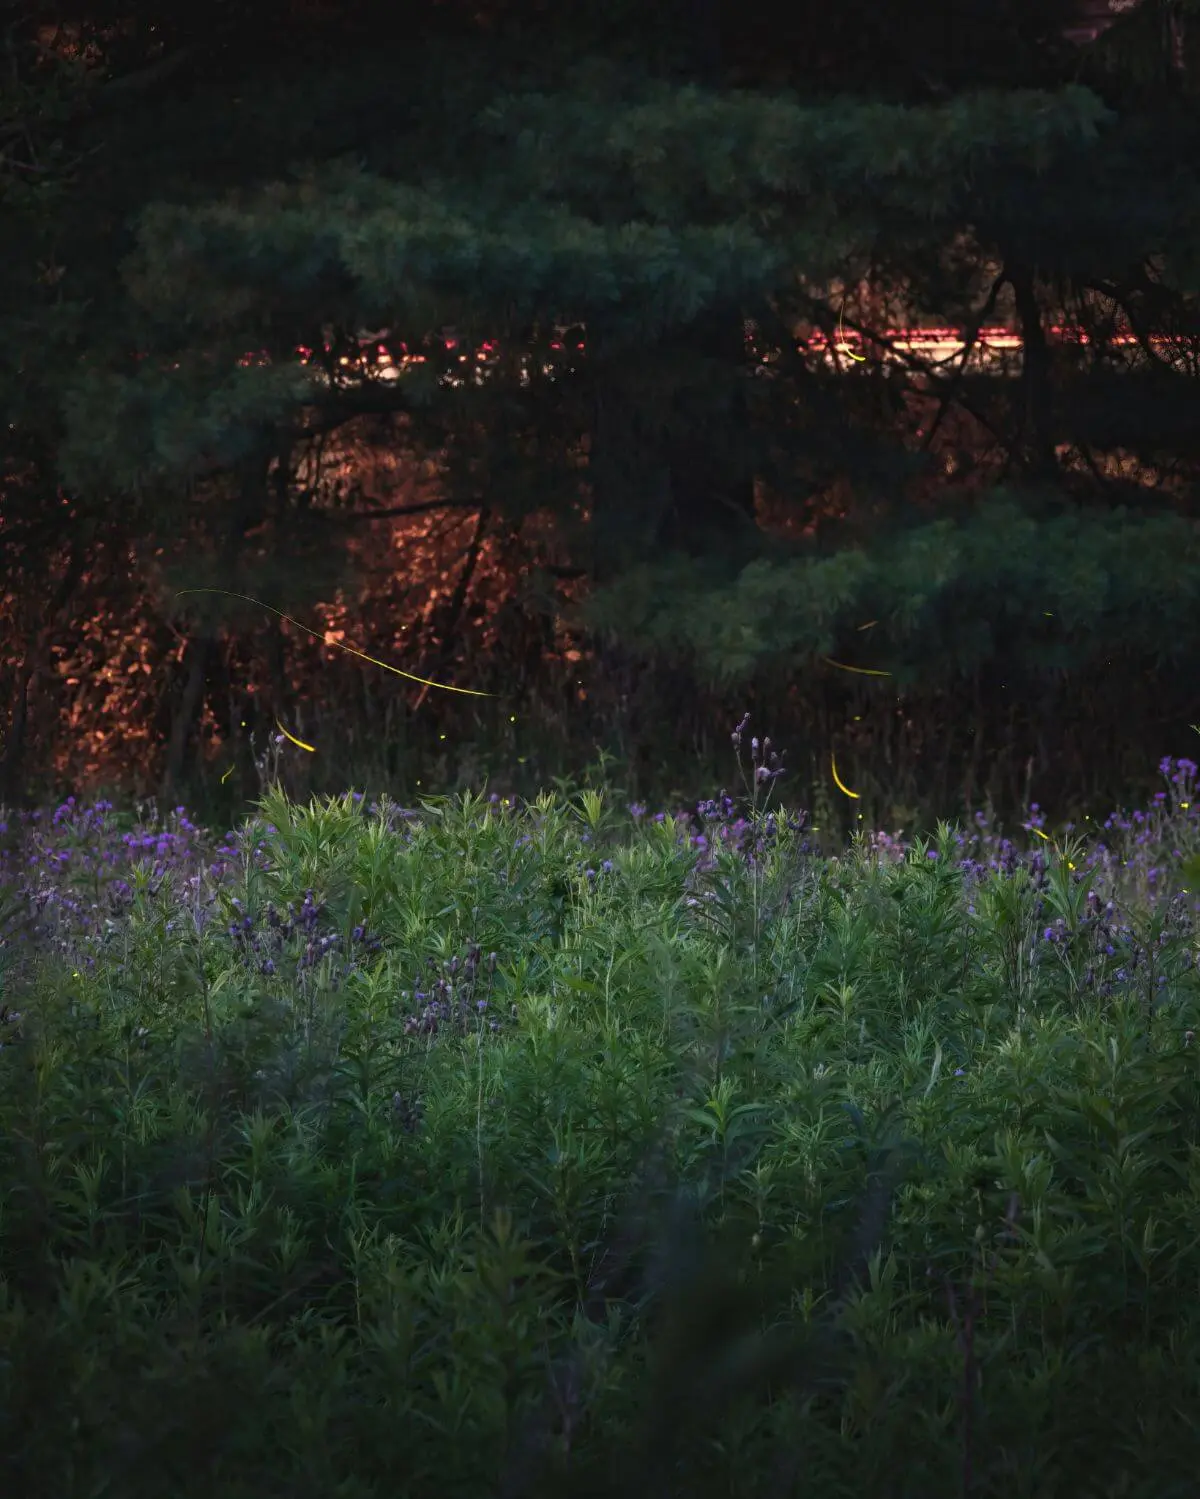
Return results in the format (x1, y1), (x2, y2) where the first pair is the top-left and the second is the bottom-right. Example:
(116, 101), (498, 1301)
(2, 725), (1200, 1497)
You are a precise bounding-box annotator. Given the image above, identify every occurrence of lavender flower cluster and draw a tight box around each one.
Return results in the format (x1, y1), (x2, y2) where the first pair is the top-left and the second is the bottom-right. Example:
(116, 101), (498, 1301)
(1, 744), (1198, 1038)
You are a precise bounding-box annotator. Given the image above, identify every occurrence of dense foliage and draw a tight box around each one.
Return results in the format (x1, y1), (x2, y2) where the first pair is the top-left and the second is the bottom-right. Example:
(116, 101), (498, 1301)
(7, 12), (1200, 1494)
(3, 733), (1200, 1496)
(2, 0), (1200, 861)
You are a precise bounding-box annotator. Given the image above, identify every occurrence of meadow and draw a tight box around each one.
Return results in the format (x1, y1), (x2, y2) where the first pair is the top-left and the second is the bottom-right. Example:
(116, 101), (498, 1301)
(2, 720), (1200, 1498)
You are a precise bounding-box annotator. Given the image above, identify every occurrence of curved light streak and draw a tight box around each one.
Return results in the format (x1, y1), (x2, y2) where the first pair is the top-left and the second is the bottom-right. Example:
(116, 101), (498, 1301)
(830, 750), (860, 800)
(174, 588), (496, 696)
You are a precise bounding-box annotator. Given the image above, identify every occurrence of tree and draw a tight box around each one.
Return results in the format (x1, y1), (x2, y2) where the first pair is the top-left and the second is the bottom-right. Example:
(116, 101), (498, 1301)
(5, 0), (1200, 832)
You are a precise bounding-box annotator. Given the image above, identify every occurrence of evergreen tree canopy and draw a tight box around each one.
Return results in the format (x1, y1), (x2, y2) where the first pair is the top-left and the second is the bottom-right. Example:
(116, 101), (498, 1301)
(51, 68), (1115, 525)
(4, 0), (1200, 827)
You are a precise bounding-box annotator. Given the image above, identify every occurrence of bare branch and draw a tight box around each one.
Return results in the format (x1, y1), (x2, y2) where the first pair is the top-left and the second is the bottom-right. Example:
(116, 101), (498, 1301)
(317, 498), (486, 525)
(918, 267), (1007, 453)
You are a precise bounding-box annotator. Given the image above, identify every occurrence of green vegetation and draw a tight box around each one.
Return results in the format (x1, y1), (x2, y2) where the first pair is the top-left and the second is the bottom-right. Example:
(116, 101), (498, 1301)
(4, 9), (1200, 1494)
(5, 4), (1200, 839)
(2, 726), (1200, 1497)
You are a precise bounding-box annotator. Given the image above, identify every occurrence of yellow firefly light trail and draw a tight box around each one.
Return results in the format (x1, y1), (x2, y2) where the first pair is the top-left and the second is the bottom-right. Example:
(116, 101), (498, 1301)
(822, 657), (891, 677)
(830, 751), (859, 800)
(177, 587), (494, 776)
(817, 622), (892, 800)
(174, 589), (496, 697)
(1028, 825), (1076, 871)
(837, 299), (868, 363)
(275, 720), (316, 753)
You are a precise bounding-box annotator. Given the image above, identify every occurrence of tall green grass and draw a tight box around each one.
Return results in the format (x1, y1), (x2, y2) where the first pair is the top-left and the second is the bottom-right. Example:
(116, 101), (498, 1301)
(2, 735), (1200, 1497)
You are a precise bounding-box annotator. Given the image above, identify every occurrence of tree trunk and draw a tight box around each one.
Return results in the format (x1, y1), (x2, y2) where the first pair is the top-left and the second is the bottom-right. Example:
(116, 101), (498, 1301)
(586, 306), (759, 587)
(161, 634), (214, 804)
(159, 455), (273, 801)
(586, 365), (673, 587)
(0, 543), (86, 808)
(413, 505), (490, 713)
(1, 664), (35, 811)
(1005, 261), (1059, 486)
(583, 4), (762, 588)
(660, 304), (759, 561)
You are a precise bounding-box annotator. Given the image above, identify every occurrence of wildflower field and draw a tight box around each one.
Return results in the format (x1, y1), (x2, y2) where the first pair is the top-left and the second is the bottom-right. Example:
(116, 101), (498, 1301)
(2, 727), (1200, 1498)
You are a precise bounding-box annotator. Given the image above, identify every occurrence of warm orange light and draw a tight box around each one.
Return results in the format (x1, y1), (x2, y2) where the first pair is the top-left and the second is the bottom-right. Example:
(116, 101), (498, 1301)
(175, 589), (497, 697)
